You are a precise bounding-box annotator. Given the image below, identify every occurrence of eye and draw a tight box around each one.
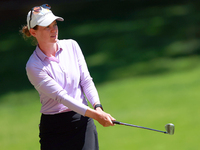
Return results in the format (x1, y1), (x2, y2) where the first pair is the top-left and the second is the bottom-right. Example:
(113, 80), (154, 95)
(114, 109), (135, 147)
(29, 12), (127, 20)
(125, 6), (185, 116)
(54, 23), (57, 27)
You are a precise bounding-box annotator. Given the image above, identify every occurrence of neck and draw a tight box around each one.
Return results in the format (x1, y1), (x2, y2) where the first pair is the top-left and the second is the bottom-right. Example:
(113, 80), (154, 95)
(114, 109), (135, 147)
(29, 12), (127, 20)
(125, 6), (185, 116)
(38, 42), (58, 57)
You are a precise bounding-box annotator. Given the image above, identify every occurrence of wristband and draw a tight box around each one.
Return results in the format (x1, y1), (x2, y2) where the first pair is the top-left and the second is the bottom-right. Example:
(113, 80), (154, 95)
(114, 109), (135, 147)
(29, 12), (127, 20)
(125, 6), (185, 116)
(94, 104), (103, 111)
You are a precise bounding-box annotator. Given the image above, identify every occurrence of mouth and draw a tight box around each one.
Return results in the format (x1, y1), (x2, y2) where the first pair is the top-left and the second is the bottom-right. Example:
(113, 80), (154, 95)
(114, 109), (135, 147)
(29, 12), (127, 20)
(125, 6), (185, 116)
(51, 34), (57, 38)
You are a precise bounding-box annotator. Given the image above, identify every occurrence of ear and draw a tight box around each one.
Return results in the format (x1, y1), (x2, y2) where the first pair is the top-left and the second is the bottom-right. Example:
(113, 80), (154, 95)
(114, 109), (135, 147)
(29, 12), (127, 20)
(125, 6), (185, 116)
(29, 28), (37, 37)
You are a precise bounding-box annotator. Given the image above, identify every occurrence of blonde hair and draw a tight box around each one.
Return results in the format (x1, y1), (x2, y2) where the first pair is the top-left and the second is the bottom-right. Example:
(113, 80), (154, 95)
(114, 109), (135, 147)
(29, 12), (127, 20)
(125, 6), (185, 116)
(20, 25), (38, 45)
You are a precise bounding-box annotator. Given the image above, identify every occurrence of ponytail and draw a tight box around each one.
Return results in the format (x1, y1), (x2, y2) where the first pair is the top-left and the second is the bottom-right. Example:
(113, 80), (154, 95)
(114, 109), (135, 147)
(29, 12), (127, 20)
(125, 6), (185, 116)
(20, 25), (38, 45)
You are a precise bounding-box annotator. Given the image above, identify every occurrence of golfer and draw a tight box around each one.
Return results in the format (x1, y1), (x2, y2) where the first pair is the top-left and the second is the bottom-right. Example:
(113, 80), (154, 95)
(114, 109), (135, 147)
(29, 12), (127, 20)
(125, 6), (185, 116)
(21, 4), (115, 150)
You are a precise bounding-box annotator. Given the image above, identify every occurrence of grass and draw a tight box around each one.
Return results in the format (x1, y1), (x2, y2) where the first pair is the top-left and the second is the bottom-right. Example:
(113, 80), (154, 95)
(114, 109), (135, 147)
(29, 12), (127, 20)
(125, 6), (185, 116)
(0, 56), (200, 150)
(96, 61), (200, 150)
(0, 90), (40, 150)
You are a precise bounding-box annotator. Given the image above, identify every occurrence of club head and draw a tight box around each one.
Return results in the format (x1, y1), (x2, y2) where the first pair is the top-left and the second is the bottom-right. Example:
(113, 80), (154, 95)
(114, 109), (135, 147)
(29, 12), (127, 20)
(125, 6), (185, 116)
(165, 123), (174, 135)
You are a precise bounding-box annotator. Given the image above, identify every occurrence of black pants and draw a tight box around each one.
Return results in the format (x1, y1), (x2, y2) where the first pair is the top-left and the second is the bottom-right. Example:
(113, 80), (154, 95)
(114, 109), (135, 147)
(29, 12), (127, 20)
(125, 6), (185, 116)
(39, 111), (99, 150)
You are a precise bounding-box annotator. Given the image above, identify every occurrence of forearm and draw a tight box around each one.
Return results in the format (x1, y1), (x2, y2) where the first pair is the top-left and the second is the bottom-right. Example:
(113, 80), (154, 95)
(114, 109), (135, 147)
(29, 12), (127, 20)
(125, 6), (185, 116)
(82, 79), (100, 106)
(85, 107), (99, 120)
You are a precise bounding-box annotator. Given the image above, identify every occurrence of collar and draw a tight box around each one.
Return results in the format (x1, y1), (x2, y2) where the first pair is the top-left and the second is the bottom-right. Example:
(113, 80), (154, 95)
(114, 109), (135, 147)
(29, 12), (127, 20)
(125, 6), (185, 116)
(35, 40), (63, 63)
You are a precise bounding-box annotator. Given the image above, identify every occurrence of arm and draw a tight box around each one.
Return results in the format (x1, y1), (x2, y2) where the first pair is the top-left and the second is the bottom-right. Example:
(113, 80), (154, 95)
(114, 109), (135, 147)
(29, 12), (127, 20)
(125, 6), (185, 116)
(26, 63), (89, 116)
(72, 40), (115, 126)
(26, 62), (115, 126)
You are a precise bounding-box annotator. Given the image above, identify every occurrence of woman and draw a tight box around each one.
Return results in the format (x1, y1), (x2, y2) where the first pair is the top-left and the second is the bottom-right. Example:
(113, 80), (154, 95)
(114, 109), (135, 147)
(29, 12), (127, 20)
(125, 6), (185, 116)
(21, 4), (115, 150)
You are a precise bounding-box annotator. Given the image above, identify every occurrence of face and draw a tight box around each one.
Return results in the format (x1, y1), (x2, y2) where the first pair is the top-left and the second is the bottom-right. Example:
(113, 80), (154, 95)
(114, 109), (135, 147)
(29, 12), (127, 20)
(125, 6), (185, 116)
(30, 20), (58, 44)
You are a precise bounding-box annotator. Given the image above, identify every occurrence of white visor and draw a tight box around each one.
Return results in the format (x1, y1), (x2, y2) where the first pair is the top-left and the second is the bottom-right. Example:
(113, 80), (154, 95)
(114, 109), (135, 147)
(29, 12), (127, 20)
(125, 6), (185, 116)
(27, 7), (64, 30)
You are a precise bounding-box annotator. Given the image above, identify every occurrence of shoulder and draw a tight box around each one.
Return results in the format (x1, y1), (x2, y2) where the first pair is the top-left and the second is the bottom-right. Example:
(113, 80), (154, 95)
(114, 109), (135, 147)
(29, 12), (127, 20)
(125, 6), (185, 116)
(58, 39), (82, 55)
(59, 39), (79, 46)
(26, 51), (43, 72)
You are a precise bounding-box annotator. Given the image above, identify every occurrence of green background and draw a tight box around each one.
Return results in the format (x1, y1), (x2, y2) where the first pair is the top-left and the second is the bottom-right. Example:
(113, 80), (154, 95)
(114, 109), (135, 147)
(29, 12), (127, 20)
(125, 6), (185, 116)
(1, 0), (200, 149)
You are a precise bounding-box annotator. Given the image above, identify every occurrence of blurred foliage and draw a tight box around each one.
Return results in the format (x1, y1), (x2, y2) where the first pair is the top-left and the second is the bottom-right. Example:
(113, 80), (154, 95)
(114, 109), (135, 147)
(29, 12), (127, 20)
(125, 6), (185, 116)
(1, 0), (200, 97)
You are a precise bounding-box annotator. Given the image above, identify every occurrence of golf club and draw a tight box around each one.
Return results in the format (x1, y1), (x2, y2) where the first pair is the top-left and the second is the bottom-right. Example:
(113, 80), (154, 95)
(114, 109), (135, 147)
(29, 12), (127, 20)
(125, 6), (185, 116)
(113, 121), (174, 135)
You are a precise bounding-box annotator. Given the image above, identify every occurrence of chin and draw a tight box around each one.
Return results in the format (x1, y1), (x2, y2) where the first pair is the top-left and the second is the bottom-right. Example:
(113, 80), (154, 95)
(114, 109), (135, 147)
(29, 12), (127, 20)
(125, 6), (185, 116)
(51, 39), (58, 43)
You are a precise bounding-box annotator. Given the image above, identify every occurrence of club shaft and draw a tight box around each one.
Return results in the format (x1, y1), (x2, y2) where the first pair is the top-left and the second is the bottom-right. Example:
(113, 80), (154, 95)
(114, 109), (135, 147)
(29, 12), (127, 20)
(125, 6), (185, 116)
(113, 121), (167, 134)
